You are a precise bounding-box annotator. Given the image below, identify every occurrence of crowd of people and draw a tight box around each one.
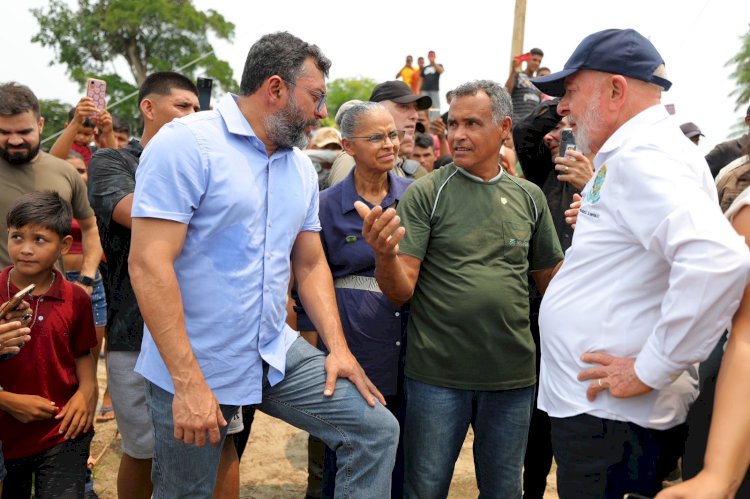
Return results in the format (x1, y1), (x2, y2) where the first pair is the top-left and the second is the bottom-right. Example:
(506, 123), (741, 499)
(0, 26), (750, 499)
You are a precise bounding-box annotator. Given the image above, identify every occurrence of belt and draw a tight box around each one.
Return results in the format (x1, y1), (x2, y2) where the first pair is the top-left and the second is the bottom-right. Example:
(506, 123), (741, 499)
(333, 275), (382, 293)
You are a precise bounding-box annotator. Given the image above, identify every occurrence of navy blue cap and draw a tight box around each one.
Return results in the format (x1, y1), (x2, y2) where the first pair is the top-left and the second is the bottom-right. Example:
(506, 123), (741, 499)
(531, 29), (672, 97)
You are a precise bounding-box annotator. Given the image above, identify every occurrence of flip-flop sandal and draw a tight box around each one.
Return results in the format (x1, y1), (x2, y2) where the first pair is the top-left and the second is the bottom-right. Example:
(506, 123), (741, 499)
(96, 406), (115, 422)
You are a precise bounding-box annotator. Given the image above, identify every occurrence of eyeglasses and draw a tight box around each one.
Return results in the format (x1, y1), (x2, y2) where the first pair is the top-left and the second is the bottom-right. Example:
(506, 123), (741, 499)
(282, 79), (327, 114)
(349, 130), (405, 145)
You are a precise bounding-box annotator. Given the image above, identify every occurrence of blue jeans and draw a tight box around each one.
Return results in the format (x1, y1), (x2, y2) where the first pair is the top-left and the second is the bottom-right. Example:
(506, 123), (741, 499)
(404, 378), (534, 499)
(147, 337), (398, 498)
(65, 269), (107, 327)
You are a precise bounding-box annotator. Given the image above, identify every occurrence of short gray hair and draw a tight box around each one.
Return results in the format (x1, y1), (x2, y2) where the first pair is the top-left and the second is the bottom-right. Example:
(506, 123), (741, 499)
(334, 99), (363, 129)
(452, 80), (512, 125)
(339, 101), (386, 139)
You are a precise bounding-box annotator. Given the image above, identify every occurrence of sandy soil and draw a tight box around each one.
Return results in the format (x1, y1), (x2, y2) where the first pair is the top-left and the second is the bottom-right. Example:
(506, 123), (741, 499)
(90, 363), (558, 498)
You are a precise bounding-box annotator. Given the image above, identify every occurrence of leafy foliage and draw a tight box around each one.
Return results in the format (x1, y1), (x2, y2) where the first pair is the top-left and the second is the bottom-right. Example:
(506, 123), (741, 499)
(31, 0), (237, 133)
(38, 98), (73, 147)
(728, 23), (750, 112)
(323, 77), (378, 127)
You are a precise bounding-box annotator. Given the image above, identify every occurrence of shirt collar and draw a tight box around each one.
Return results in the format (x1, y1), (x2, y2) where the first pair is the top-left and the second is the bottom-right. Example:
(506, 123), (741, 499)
(3, 267), (66, 302)
(218, 94), (284, 156)
(456, 164), (504, 184)
(596, 104), (669, 158)
(340, 168), (409, 214)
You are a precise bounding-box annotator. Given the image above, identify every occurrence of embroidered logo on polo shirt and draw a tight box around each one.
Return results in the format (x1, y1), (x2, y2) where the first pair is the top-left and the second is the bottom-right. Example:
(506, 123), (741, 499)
(345, 235), (357, 243)
(507, 238), (529, 248)
(586, 164), (607, 204)
(500, 197), (508, 205)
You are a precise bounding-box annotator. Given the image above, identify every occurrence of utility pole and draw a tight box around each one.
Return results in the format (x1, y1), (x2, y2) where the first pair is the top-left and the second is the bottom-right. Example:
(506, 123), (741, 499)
(510, 0), (527, 68)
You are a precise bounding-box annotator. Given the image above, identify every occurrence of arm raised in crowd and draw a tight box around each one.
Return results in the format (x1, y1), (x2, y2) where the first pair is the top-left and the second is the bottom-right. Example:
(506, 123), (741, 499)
(49, 97), (98, 160)
(96, 110), (116, 149)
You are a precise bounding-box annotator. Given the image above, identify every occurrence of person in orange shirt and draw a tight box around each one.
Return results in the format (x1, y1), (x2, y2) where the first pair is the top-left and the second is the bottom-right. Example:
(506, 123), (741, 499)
(396, 55), (416, 90)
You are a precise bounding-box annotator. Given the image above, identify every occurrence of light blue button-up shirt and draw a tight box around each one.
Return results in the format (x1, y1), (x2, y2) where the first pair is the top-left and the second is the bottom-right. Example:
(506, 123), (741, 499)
(132, 94), (320, 405)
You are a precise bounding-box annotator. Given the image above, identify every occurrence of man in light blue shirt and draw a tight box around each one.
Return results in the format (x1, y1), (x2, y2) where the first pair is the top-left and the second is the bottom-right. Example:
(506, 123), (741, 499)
(129, 32), (398, 497)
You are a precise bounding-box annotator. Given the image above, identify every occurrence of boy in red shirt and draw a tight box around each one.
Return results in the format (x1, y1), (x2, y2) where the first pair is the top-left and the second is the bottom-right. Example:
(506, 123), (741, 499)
(0, 191), (98, 498)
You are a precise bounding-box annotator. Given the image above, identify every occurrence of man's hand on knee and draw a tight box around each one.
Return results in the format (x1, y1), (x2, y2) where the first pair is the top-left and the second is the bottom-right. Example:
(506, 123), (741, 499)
(172, 383), (227, 447)
(323, 350), (386, 408)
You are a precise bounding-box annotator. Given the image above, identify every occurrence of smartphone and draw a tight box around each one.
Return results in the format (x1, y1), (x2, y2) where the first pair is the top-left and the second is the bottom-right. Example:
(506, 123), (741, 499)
(86, 78), (107, 113)
(559, 128), (576, 157)
(0, 283), (35, 318)
(514, 52), (532, 64)
(197, 77), (213, 111)
(428, 108), (441, 123)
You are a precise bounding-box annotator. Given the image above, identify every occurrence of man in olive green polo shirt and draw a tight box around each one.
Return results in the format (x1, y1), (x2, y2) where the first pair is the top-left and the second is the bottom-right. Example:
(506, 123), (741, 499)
(356, 80), (564, 498)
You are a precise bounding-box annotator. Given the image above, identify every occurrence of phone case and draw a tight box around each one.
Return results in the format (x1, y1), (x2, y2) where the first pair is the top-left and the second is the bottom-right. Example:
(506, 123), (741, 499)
(0, 283), (35, 317)
(86, 78), (107, 111)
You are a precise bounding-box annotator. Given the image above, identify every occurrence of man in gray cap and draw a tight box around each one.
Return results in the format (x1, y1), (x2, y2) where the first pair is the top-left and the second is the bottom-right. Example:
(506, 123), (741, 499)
(532, 28), (750, 497)
(680, 121), (704, 145)
(326, 81), (431, 187)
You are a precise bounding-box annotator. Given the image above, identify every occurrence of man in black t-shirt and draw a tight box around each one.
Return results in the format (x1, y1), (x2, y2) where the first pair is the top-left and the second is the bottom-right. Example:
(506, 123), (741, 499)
(420, 50), (444, 111)
(88, 71), (200, 499)
(505, 47), (544, 122)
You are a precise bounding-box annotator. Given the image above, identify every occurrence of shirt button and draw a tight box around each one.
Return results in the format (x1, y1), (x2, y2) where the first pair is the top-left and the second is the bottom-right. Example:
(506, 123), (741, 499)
(394, 312), (400, 317)
(396, 341), (401, 346)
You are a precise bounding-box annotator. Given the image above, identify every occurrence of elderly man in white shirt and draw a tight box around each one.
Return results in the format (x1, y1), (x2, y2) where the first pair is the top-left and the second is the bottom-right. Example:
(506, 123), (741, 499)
(531, 29), (750, 499)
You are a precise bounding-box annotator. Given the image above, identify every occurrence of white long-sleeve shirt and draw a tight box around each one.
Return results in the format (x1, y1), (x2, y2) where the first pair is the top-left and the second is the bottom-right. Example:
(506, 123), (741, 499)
(539, 105), (750, 430)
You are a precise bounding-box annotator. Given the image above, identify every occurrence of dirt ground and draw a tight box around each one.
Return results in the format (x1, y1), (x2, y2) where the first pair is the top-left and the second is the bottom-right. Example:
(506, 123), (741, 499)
(90, 363), (558, 498)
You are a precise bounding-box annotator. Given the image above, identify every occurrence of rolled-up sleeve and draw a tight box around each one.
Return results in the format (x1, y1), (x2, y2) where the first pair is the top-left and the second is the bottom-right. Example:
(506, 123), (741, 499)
(616, 148), (750, 389)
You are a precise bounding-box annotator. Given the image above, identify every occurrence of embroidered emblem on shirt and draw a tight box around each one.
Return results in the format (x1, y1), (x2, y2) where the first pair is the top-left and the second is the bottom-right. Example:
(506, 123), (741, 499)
(500, 197), (508, 205)
(345, 235), (357, 243)
(507, 238), (529, 248)
(586, 164), (607, 204)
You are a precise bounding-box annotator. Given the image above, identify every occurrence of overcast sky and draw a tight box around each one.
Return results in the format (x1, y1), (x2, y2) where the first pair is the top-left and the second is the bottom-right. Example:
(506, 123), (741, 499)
(4, 0), (749, 154)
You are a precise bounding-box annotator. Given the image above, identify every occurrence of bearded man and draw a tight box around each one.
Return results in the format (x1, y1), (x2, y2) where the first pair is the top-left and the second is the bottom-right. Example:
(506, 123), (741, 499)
(128, 32), (398, 497)
(531, 29), (750, 498)
(0, 82), (102, 276)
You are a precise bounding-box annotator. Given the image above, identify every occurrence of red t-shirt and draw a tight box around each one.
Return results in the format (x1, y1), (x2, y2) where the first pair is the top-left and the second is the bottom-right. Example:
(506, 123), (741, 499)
(71, 142), (93, 167)
(0, 266), (97, 459)
(68, 218), (83, 255)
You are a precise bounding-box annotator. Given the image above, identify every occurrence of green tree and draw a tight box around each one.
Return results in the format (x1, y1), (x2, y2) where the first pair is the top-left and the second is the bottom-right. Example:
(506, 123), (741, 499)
(728, 23), (750, 112)
(323, 77), (378, 127)
(38, 98), (73, 147)
(31, 0), (237, 134)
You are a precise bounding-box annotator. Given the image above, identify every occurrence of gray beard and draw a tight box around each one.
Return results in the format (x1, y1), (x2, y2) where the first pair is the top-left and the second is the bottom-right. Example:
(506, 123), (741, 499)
(264, 96), (314, 150)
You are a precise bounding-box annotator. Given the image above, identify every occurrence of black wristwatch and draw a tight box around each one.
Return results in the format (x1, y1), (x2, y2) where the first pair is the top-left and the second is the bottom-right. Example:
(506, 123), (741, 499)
(77, 275), (96, 287)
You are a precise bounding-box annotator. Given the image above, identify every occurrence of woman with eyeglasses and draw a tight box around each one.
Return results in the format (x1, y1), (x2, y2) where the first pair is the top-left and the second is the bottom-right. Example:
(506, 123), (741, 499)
(296, 101), (411, 498)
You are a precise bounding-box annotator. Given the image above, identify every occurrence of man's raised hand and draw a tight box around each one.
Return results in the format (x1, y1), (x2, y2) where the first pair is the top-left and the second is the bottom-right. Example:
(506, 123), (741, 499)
(354, 201), (405, 257)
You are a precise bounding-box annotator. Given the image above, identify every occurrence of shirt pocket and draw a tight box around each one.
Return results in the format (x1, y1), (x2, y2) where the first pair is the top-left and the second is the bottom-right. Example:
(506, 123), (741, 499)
(502, 221), (532, 264)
